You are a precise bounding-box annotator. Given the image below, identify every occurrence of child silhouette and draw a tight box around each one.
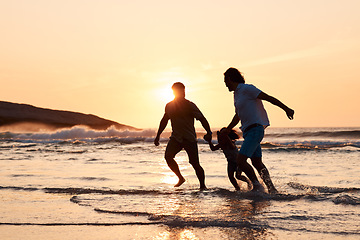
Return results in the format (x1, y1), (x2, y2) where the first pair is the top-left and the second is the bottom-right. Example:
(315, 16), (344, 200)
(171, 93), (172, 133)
(206, 128), (251, 191)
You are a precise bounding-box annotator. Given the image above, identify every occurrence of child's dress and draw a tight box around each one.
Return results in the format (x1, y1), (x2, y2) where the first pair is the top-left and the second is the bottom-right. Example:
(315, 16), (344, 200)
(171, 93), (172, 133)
(222, 148), (238, 169)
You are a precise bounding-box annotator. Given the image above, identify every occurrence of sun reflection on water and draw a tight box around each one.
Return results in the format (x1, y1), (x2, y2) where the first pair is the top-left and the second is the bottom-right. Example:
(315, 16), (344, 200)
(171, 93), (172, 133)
(160, 174), (179, 185)
(180, 229), (199, 240)
(153, 229), (199, 240)
(159, 155), (190, 186)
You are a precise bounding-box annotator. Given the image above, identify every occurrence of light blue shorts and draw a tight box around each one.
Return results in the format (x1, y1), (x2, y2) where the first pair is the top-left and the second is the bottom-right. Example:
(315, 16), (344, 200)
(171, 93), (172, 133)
(239, 125), (264, 158)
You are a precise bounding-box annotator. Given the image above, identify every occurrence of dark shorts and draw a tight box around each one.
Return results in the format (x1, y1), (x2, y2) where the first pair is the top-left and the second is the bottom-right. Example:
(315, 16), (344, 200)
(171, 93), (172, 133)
(165, 138), (199, 165)
(239, 125), (264, 158)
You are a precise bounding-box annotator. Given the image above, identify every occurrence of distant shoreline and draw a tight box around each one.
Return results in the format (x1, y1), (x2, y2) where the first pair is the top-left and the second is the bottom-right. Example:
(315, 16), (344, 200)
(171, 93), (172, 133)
(0, 101), (139, 132)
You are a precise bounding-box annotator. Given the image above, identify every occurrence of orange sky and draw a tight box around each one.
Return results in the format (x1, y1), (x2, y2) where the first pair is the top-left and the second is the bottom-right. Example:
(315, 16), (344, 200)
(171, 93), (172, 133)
(1, 1), (359, 129)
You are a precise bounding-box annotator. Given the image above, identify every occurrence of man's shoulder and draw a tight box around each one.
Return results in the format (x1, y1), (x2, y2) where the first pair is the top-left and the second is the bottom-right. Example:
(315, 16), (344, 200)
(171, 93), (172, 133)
(166, 99), (201, 112)
(165, 99), (181, 106)
(165, 99), (193, 110)
(165, 100), (173, 107)
(245, 83), (259, 89)
(239, 83), (261, 94)
(239, 83), (256, 89)
(184, 99), (197, 106)
(167, 98), (196, 106)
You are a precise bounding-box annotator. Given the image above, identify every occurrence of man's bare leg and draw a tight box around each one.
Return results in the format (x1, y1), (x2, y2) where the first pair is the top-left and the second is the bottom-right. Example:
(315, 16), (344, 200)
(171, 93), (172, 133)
(184, 141), (206, 190)
(191, 162), (207, 190)
(260, 168), (278, 194)
(251, 157), (278, 194)
(165, 156), (186, 187)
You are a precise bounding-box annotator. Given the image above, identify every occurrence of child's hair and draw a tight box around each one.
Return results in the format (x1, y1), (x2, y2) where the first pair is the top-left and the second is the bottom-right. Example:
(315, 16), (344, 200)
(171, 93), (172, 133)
(218, 128), (240, 140)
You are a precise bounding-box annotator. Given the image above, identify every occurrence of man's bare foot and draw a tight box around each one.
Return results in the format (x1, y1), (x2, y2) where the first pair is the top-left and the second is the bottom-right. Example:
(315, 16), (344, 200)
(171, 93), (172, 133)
(199, 185), (207, 190)
(174, 178), (186, 187)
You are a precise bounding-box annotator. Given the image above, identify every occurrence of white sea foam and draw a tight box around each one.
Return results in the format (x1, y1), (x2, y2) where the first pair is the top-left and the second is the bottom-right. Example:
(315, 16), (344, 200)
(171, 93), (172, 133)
(1, 127), (359, 149)
(14, 126), (157, 141)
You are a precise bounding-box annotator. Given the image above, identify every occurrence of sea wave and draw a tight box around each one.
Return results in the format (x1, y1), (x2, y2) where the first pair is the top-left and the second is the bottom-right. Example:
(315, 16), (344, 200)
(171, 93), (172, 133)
(1, 184), (359, 232)
(0, 126), (158, 144)
(265, 129), (360, 139)
(259, 141), (360, 151)
(288, 182), (360, 194)
(1, 127), (359, 150)
(1, 183), (359, 234)
(2, 184), (359, 204)
(2, 127), (359, 140)
(332, 195), (360, 206)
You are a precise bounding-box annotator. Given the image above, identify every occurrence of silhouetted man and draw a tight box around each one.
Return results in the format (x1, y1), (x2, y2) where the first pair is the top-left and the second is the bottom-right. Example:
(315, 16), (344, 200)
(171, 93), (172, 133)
(154, 82), (212, 190)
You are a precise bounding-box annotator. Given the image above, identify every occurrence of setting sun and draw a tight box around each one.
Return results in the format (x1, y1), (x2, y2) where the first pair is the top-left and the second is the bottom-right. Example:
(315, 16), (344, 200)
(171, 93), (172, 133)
(156, 86), (175, 104)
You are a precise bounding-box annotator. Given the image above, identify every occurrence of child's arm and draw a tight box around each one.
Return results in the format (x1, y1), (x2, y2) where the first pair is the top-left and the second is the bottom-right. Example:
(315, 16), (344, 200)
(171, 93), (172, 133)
(208, 140), (220, 151)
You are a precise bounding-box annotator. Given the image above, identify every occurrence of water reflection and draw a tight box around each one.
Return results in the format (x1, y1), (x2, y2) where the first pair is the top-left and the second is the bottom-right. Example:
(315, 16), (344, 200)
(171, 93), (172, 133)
(159, 155), (191, 187)
(154, 229), (199, 240)
(150, 190), (272, 239)
(160, 174), (179, 186)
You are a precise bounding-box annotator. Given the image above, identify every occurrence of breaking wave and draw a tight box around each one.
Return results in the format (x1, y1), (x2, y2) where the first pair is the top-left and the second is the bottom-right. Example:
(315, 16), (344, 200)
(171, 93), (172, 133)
(1, 127), (359, 150)
(260, 141), (360, 151)
(265, 129), (360, 139)
(0, 126), (158, 144)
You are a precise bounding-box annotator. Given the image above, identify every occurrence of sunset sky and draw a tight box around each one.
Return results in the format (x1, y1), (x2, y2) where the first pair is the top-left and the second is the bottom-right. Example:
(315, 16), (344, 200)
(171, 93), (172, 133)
(1, 1), (359, 129)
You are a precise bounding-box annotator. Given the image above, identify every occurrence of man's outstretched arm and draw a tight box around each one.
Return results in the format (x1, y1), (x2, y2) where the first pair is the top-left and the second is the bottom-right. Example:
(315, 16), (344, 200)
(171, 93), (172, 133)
(258, 92), (294, 120)
(154, 113), (169, 146)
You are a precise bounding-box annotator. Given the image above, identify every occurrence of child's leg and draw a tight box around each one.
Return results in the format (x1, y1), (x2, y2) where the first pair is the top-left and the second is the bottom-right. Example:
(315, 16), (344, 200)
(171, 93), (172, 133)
(235, 167), (252, 190)
(227, 163), (240, 190)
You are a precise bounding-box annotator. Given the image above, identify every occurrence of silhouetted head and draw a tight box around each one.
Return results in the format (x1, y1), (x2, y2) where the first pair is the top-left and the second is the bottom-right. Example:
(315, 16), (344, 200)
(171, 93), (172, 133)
(172, 82), (185, 99)
(217, 127), (240, 142)
(224, 68), (245, 92)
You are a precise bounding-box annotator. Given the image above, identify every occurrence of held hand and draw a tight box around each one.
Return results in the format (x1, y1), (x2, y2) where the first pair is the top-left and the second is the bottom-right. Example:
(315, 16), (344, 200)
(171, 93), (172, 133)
(203, 133), (212, 142)
(286, 108), (295, 120)
(154, 136), (160, 146)
(221, 127), (231, 136)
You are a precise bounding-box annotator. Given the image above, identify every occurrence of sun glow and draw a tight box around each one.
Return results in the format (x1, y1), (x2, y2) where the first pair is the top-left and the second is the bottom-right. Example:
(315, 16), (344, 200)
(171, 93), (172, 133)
(155, 86), (175, 105)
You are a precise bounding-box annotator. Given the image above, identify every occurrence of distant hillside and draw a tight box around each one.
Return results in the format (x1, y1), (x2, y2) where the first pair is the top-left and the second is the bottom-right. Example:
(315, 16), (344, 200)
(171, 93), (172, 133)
(0, 101), (138, 131)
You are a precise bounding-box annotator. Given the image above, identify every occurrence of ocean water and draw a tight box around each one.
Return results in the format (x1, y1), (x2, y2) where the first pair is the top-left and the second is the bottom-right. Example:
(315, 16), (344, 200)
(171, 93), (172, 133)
(0, 127), (359, 240)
